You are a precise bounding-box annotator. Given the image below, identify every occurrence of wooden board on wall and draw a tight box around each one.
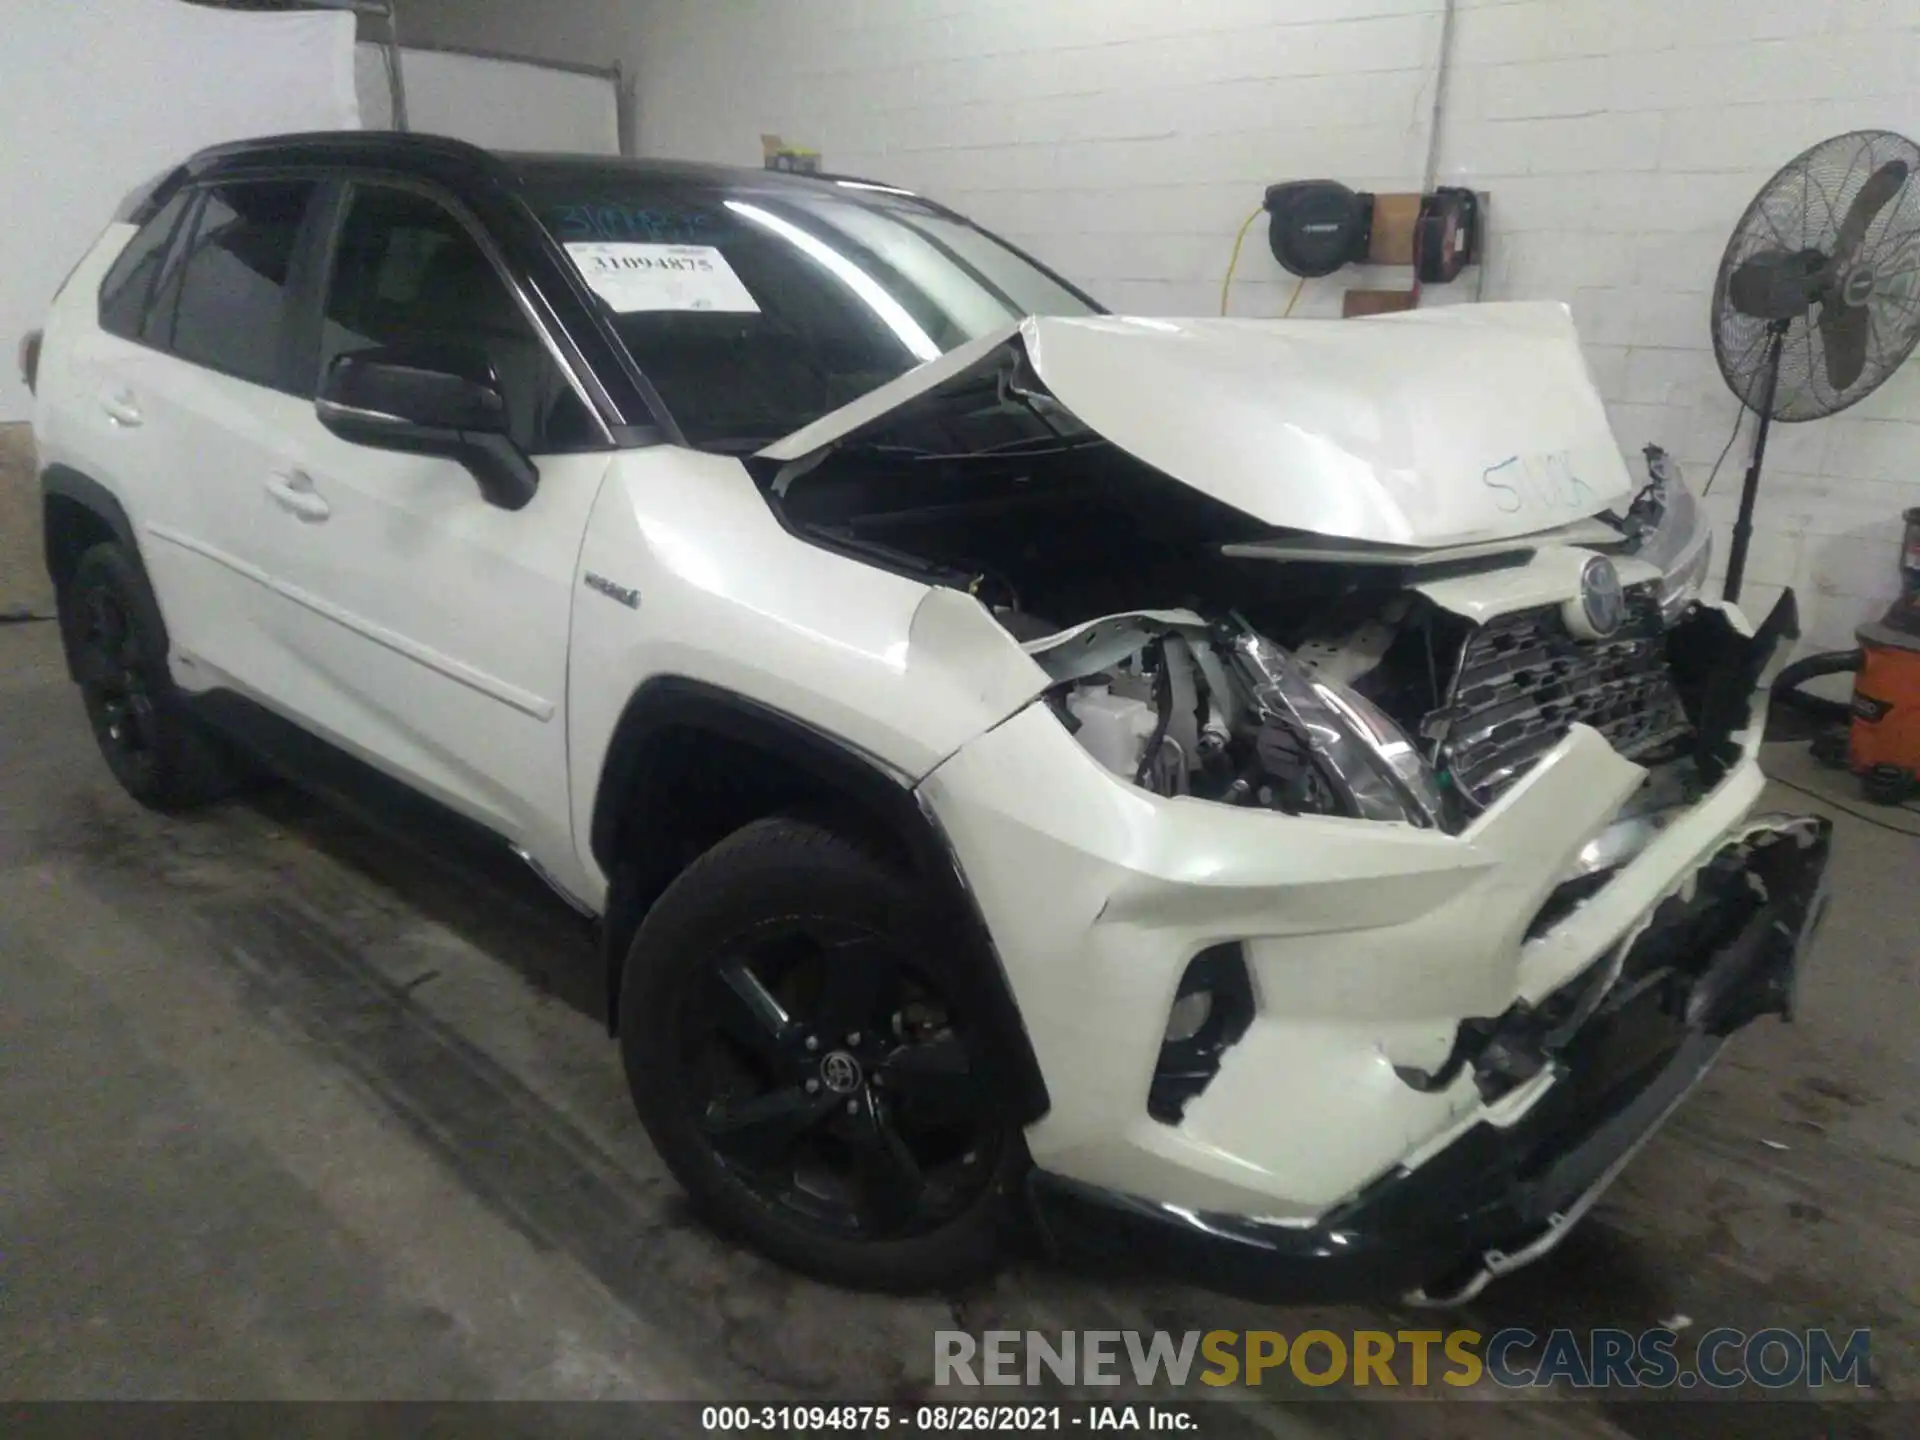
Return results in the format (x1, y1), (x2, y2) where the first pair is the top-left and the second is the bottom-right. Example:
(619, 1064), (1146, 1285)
(1342, 288), (1418, 318)
(1366, 193), (1422, 266)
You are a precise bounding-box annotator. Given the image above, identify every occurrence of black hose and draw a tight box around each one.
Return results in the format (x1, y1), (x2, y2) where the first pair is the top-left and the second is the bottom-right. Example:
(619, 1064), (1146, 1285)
(1770, 649), (1862, 723)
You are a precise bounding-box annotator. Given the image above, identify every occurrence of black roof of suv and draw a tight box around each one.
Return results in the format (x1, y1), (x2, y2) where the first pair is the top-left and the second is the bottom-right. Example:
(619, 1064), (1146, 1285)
(138, 131), (937, 222)
(118, 132), (1099, 450)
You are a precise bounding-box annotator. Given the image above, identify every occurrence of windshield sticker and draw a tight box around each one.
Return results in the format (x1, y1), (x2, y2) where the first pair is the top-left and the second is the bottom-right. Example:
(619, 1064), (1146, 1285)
(548, 204), (720, 245)
(564, 242), (759, 314)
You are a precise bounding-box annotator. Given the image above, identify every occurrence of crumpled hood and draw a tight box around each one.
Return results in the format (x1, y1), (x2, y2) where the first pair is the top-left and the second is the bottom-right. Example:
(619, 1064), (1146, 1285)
(759, 301), (1635, 549)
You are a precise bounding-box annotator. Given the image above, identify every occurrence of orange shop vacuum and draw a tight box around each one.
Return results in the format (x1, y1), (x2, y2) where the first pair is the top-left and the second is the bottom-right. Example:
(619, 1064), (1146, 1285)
(1774, 507), (1920, 804)
(1850, 508), (1920, 801)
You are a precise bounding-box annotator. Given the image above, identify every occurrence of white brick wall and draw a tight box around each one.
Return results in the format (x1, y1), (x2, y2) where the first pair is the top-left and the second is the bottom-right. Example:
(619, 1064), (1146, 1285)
(408, 0), (1920, 646)
(1444, 0), (1920, 637)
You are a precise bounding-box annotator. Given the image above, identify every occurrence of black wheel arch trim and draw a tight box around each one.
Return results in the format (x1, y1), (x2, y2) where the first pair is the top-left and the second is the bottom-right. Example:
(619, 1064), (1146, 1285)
(42, 463), (139, 554)
(41, 464), (154, 678)
(591, 676), (1050, 1124)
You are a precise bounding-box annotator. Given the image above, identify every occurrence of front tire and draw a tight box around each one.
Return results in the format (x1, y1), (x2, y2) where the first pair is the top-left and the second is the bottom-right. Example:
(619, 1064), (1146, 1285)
(619, 816), (1023, 1291)
(61, 542), (242, 812)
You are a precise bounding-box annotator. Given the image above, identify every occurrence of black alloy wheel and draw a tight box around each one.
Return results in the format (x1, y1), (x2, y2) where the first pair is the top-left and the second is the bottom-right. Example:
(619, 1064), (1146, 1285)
(620, 816), (1023, 1289)
(61, 542), (242, 811)
(74, 578), (161, 788)
(686, 914), (999, 1241)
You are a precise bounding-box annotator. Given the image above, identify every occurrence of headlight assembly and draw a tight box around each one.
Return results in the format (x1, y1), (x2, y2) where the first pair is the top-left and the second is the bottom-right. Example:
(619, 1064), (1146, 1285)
(1634, 445), (1714, 623)
(1226, 626), (1451, 830)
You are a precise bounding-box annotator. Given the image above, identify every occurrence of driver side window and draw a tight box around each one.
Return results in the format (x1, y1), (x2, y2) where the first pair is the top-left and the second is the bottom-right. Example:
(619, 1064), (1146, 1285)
(320, 184), (597, 453)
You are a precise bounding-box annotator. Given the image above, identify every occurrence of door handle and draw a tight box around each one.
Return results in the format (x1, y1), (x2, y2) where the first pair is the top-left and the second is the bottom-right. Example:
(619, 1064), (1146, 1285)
(265, 470), (331, 523)
(100, 388), (143, 427)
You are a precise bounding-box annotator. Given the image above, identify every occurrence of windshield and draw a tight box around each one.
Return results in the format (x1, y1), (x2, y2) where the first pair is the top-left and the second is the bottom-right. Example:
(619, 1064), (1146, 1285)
(527, 175), (1097, 447)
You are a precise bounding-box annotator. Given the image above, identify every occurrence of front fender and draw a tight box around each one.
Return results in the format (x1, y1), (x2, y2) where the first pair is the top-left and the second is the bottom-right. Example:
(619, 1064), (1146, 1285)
(563, 446), (1052, 891)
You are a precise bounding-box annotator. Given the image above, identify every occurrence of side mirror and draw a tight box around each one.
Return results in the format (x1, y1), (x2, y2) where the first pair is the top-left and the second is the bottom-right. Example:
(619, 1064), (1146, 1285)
(315, 344), (538, 510)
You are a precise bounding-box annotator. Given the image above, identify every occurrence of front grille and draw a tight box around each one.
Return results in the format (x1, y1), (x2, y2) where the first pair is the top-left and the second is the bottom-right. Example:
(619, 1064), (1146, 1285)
(1426, 589), (1691, 810)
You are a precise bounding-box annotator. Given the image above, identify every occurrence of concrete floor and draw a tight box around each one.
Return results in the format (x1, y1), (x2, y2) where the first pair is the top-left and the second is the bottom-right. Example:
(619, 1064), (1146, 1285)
(1, 616), (1914, 1435)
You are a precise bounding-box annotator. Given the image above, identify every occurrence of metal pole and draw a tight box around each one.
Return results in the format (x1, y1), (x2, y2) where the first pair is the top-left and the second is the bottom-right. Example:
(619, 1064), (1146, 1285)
(1723, 320), (1788, 605)
(1419, 0), (1458, 195)
(384, 0), (409, 132)
(613, 62), (634, 157)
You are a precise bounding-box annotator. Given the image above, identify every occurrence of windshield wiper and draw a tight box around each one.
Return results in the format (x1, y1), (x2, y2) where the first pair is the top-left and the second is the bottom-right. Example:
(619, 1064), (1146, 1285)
(695, 436), (788, 454)
(850, 434), (1109, 462)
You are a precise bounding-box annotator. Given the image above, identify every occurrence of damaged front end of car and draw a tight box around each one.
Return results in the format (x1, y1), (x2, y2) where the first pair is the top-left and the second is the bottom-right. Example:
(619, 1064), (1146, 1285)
(1029, 807), (1831, 1306)
(754, 305), (1837, 1301)
(1005, 572), (1832, 1304)
(754, 308), (1781, 852)
(997, 580), (1834, 1303)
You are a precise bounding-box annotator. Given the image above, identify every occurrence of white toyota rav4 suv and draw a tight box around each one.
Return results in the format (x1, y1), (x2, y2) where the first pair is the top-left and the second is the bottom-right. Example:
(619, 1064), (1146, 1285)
(29, 134), (1832, 1302)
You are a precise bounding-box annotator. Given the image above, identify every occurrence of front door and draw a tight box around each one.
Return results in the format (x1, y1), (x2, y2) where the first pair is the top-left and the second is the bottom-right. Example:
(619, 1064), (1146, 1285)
(253, 180), (611, 885)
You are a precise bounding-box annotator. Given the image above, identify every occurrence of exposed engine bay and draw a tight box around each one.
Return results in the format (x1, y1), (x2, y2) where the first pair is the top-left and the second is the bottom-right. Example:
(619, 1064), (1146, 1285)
(767, 390), (1762, 843)
(1017, 582), (1752, 845)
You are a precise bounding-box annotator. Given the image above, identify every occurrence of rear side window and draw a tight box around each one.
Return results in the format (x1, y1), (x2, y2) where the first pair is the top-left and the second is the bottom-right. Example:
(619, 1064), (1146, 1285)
(162, 180), (318, 391)
(98, 191), (191, 340)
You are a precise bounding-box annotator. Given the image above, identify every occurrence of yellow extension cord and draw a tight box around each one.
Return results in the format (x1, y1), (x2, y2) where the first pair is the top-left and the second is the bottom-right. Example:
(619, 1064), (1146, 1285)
(1219, 206), (1304, 318)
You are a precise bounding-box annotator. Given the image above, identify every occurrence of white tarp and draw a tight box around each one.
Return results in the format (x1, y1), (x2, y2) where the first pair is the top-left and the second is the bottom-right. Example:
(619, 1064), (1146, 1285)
(1, 0), (359, 423)
(355, 44), (621, 156)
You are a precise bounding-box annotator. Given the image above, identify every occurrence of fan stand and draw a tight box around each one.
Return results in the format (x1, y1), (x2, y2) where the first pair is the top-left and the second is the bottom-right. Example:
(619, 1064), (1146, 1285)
(1722, 317), (1791, 605)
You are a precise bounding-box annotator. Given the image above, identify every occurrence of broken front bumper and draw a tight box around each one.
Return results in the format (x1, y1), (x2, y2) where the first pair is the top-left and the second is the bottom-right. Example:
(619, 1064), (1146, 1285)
(1027, 814), (1833, 1302)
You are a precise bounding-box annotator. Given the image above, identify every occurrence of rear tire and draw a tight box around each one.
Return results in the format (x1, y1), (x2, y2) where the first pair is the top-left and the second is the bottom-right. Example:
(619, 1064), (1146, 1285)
(619, 815), (1024, 1291)
(60, 542), (243, 812)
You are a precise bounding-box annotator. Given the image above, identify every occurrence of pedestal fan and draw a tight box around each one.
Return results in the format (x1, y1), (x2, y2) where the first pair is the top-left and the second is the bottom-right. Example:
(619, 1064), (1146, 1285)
(1711, 129), (1920, 602)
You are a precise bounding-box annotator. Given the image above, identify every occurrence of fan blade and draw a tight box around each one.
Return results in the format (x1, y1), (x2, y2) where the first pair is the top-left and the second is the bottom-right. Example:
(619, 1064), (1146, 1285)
(1832, 159), (1910, 268)
(1820, 302), (1871, 391)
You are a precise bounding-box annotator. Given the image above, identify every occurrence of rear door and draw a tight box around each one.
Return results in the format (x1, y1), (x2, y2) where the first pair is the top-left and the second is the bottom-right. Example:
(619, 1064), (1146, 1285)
(116, 176), (328, 696)
(46, 188), (204, 661)
(252, 178), (611, 876)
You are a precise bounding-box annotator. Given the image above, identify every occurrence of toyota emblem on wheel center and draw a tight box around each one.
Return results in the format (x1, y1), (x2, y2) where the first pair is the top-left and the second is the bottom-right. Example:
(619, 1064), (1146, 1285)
(820, 1051), (863, 1093)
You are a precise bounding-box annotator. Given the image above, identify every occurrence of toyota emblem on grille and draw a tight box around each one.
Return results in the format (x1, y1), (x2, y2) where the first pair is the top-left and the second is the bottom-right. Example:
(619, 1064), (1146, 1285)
(1576, 556), (1626, 638)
